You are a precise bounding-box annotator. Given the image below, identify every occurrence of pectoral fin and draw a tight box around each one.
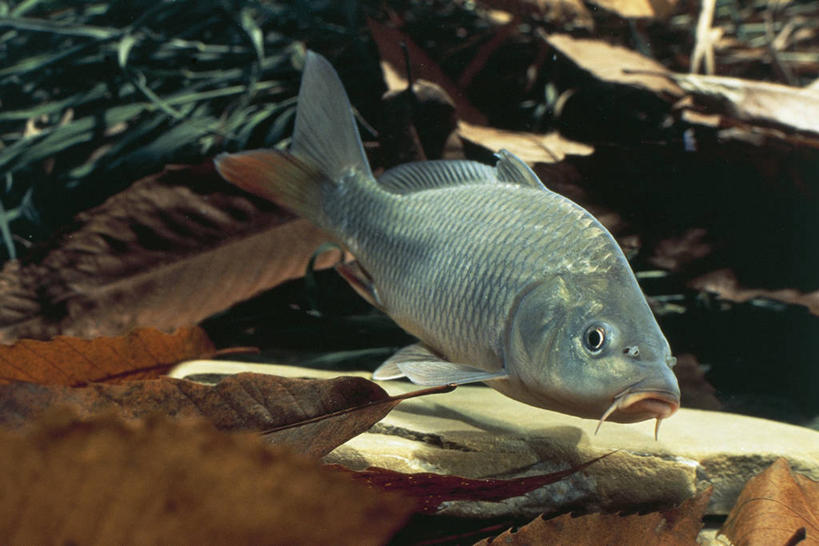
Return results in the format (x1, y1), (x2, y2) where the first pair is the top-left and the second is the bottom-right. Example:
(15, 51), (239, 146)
(372, 343), (508, 386)
(335, 261), (383, 309)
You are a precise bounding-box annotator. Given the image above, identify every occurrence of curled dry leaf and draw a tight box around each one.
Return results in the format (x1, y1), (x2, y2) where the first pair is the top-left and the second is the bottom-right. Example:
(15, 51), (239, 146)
(0, 327), (214, 386)
(477, 487), (711, 545)
(0, 412), (411, 545)
(719, 458), (819, 546)
(668, 73), (819, 138)
(0, 162), (336, 344)
(334, 452), (611, 514)
(0, 373), (453, 457)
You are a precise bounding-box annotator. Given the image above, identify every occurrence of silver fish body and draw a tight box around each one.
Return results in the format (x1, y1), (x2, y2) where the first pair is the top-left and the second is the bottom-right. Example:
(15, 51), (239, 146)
(216, 51), (680, 429)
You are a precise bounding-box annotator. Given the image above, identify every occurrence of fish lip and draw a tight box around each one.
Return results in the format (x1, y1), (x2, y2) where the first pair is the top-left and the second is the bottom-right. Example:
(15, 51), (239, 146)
(594, 380), (680, 436)
(613, 388), (680, 418)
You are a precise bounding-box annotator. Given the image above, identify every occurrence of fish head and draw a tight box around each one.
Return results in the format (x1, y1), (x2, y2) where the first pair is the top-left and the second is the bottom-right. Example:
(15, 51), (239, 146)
(503, 274), (680, 429)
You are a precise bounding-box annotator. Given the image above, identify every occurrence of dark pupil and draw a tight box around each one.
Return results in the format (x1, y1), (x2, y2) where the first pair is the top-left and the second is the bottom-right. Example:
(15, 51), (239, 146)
(587, 328), (603, 349)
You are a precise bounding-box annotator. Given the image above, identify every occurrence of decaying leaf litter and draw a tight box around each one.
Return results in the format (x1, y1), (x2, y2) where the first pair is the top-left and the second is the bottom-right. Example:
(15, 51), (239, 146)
(1, 0), (818, 544)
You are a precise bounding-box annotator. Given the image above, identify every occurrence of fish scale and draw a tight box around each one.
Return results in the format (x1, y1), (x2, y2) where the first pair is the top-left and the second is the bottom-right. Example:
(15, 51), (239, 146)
(216, 51), (681, 430)
(328, 183), (624, 368)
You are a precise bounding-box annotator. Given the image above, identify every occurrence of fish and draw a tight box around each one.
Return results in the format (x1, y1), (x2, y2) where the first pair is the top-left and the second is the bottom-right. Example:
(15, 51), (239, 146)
(215, 51), (681, 436)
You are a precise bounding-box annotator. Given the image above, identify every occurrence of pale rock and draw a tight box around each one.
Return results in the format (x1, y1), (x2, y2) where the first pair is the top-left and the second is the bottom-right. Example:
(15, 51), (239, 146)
(170, 360), (819, 518)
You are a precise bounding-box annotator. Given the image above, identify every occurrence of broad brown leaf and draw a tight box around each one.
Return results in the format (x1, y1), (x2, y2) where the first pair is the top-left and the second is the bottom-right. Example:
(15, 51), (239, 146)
(458, 121), (593, 164)
(335, 452), (611, 514)
(0, 412), (411, 545)
(542, 34), (683, 99)
(477, 488), (711, 545)
(0, 373), (453, 457)
(0, 162), (336, 343)
(719, 458), (819, 546)
(0, 327), (214, 386)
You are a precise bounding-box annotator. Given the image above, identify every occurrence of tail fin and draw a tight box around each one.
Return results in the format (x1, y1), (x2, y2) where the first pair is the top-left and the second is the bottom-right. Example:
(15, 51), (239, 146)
(291, 51), (373, 180)
(214, 150), (325, 223)
(215, 51), (372, 223)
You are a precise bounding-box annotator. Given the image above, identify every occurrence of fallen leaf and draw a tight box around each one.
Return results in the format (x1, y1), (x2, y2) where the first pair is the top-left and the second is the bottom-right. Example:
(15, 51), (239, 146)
(0, 411), (411, 545)
(669, 73), (819, 138)
(476, 487), (711, 545)
(0, 162), (336, 343)
(0, 327), (214, 386)
(691, 269), (819, 316)
(380, 79), (459, 164)
(584, 0), (679, 19)
(0, 373), (453, 457)
(367, 17), (488, 125)
(261, 384), (454, 458)
(719, 458), (819, 546)
(335, 452), (611, 514)
(458, 120), (593, 164)
(542, 33), (683, 98)
(476, 0), (594, 30)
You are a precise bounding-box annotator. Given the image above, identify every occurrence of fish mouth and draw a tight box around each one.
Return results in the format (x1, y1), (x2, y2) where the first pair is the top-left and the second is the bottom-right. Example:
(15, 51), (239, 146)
(595, 384), (680, 440)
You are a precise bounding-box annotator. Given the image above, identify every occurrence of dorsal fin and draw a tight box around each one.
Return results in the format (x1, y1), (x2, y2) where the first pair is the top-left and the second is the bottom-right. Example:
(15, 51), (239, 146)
(291, 51), (373, 180)
(495, 149), (548, 190)
(377, 150), (549, 195)
(378, 160), (497, 194)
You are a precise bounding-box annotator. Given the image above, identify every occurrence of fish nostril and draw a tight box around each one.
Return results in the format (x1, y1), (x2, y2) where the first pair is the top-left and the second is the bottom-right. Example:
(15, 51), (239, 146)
(623, 346), (639, 358)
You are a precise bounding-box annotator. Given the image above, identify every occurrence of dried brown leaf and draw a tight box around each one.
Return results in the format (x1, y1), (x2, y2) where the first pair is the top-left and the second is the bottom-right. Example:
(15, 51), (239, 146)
(477, 488), (711, 545)
(0, 162), (336, 343)
(669, 73), (819, 138)
(0, 373), (452, 457)
(476, 0), (594, 29)
(0, 327), (214, 386)
(458, 121), (593, 164)
(0, 412), (411, 545)
(585, 0), (678, 19)
(542, 33), (684, 98)
(719, 458), (819, 546)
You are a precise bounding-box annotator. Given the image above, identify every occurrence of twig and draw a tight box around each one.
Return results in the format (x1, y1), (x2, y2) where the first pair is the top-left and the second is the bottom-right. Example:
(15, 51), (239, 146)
(691, 0), (717, 74)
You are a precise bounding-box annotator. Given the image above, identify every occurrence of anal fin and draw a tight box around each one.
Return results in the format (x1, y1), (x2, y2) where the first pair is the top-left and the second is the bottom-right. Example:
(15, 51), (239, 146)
(372, 343), (507, 386)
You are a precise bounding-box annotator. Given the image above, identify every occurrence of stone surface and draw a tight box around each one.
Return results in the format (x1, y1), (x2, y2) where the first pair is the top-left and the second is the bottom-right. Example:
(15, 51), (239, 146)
(170, 361), (819, 518)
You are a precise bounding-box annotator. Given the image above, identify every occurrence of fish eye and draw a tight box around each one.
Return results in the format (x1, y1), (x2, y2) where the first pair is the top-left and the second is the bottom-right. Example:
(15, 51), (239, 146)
(583, 324), (607, 353)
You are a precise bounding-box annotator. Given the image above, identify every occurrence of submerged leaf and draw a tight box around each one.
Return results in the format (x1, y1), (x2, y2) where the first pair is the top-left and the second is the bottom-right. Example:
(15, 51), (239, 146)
(335, 453), (611, 514)
(0, 162), (336, 343)
(719, 458), (819, 546)
(477, 488), (711, 545)
(0, 327), (213, 385)
(0, 412), (411, 545)
(0, 373), (452, 457)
